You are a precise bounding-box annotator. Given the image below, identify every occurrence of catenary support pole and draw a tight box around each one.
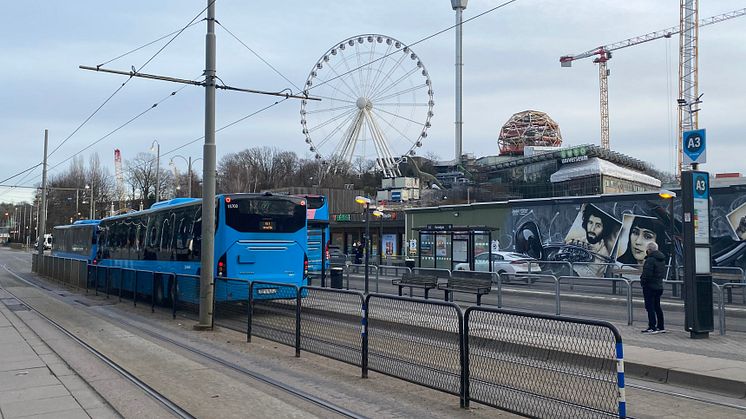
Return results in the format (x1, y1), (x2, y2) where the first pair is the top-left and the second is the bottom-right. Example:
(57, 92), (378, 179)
(187, 156), (193, 198)
(37, 130), (49, 255)
(197, 0), (217, 330)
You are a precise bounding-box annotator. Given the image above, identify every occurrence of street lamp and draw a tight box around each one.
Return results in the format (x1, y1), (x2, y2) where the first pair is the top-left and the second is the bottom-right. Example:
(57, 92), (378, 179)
(659, 189), (678, 283)
(355, 195), (372, 294)
(169, 155), (202, 197)
(150, 140), (161, 202)
(85, 184), (94, 220)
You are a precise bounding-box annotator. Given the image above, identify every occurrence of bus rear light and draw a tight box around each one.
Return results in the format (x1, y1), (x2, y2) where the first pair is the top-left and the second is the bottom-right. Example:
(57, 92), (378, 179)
(225, 197), (231, 204)
(218, 254), (227, 277)
(325, 242), (330, 261)
(304, 254), (309, 278)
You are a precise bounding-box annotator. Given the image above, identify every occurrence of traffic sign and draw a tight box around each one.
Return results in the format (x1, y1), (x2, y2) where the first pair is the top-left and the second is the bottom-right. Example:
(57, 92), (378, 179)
(683, 129), (706, 165)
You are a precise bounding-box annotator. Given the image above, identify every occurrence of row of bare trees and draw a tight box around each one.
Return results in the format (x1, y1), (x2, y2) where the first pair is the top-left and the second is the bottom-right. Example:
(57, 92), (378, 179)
(1, 147), (385, 231)
(216, 148), (381, 193)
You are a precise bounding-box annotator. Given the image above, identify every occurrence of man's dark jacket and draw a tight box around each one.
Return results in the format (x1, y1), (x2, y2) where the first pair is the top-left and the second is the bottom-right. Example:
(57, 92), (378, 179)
(640, 250), (666, 290)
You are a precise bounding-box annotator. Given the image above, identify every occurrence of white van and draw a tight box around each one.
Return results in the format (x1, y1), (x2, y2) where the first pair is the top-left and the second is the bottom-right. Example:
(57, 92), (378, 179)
(35, 234), (53, 250)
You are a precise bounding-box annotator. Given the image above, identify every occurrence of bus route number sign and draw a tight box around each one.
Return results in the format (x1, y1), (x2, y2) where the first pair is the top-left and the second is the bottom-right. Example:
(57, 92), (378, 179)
(683, 129), (706, 165)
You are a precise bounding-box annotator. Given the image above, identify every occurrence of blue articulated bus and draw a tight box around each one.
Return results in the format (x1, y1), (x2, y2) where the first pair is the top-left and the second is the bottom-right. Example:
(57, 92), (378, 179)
(52, 220), (100, 262)
(301, 194), (330, 273)
(94, 193), (309, 303)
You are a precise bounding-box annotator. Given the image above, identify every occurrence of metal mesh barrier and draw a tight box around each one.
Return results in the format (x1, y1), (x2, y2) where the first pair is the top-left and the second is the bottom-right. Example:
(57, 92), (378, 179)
(464, 307), (623, 418)
(366, 294), (463, 397)
(175, 274), (201, 316)
(106, 267), (123, 299)
(248, 281), (299, 348)
(299, 287), (364, 366)
(213, 278), (250, 332)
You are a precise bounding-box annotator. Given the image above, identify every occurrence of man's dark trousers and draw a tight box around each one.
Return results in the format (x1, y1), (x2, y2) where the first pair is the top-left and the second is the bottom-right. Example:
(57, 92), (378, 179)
(643, 287), (664, 330)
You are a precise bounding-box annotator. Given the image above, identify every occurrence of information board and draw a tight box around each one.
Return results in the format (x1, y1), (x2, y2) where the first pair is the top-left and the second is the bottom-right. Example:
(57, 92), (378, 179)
(692, 172), (710, 245)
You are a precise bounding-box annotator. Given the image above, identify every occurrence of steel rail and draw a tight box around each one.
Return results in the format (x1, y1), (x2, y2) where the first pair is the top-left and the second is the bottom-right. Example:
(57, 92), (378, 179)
(1, 264), (195, 419)
(5, 263), (368, 419)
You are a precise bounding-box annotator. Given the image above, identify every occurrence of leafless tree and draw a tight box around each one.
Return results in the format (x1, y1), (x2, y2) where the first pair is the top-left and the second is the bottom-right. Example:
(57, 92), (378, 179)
(125, 152), (172, 206)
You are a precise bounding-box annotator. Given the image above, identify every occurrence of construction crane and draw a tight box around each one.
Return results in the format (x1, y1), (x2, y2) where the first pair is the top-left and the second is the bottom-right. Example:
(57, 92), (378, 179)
(114, 149), (126, 212)
(560, 7), (746, 153)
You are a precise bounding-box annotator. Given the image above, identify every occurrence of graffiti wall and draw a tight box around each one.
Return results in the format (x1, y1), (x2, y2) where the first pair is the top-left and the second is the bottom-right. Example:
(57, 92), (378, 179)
(505, 186), (746, 275)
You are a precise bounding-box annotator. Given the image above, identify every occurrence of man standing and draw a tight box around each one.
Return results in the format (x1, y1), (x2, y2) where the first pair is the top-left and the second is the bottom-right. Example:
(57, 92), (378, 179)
(640, 242), (666, 334)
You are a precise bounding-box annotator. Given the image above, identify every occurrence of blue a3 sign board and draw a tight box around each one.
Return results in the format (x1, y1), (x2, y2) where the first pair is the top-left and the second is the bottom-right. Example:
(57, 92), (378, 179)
(683, 129), (706, 165)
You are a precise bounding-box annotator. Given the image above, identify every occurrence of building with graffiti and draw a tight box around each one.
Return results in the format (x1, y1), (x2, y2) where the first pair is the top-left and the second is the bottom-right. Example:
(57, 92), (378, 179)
(405, 183), (746, 275)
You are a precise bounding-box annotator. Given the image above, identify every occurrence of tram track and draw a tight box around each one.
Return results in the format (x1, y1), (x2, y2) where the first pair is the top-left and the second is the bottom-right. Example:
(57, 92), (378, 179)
(0, 265), (194, 419)
(6, 252), (746, 417)
(625, 380), (746, 414)
(2, 263), (368, 419)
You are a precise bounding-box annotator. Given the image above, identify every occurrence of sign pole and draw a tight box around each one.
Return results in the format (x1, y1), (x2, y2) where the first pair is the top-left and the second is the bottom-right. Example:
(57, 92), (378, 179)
(681, 170), (713, 338)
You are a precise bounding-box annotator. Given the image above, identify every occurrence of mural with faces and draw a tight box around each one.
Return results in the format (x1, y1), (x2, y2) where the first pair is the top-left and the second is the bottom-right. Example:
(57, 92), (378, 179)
(710, 188), (746, 270)
(510, 195), (675, 277)
(508, 187), (746, 275)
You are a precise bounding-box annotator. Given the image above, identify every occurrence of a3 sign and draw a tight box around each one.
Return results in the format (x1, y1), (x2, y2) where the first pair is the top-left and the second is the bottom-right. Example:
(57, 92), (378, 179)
(683, 129), (706, 165)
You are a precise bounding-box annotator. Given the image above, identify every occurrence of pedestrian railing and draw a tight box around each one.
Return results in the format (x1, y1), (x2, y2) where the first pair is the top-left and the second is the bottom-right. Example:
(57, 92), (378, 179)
(300, 287), (365, 367)
(412, 267), (452, 280)
(30, 255), (626, 416)
(559, 276), (635, 325)
(464, 307), (625, 418)
(375, 265), (412, 278)
(344, 264), (380, 292)
(714, 282), (746, 336)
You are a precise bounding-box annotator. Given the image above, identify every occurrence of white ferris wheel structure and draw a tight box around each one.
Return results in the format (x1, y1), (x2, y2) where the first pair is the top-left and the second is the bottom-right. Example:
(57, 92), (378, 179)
(300, 34), (434, 178)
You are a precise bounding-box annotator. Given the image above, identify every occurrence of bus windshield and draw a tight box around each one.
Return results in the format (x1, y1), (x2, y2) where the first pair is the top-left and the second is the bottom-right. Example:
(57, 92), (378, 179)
(225, 197), (305, 233)
(305, 196), (325, 210)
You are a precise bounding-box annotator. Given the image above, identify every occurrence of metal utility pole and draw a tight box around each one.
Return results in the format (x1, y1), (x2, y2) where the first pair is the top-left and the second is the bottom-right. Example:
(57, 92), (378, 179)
(678, 0), (698, 177)
(197, 0), (217, 330)
(187, 156), (193, 197)
(451, 0), (467, 161)
(77, 0), (319, 332)
(151, 140), (161, 203)
(37, 130), (49, 255)
(90, 186), (95, 220)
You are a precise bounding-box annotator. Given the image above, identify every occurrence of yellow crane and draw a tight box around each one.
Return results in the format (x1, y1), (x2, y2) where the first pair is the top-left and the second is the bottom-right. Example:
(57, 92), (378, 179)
(560, 6), (745, 168)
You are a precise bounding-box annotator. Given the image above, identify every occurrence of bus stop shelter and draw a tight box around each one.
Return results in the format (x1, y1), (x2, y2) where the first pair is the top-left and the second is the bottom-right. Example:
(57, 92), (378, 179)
(413, 225), (499, 271)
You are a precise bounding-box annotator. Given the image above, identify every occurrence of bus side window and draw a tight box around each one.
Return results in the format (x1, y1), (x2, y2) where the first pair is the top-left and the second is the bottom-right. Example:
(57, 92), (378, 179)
(175, 208), (192, 261)
(136, 218), (146, 260)
(144, 215), (158, 260)
(191, 206), (202, 260)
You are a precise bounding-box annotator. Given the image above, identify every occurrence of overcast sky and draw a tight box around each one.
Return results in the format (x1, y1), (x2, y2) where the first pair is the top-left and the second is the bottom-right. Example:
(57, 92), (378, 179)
(2, 0), (744, 203)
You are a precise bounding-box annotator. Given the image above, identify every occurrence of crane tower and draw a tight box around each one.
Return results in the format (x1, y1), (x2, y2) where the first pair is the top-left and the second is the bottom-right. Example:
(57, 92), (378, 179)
(560, 7), (746, 159)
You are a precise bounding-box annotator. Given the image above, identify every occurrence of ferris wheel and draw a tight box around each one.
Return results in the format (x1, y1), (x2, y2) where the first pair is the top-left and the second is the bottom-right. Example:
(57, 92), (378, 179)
(300, 34), (434, 178)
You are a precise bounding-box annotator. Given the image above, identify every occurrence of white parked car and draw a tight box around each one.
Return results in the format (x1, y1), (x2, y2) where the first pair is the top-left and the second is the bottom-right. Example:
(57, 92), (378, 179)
(454, 252), (537, 283)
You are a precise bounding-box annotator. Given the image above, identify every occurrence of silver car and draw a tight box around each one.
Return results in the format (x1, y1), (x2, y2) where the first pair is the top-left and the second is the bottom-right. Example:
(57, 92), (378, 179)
(454, 252), (536, 283)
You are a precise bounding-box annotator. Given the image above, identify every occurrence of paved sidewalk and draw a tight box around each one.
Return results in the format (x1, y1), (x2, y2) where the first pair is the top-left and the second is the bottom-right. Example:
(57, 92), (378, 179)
(0, 291), (117, 418)
(614, 322), (746, 398)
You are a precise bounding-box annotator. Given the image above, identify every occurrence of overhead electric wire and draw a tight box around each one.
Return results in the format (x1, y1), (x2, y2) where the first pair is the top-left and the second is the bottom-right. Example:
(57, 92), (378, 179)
(47, 1), (214, 159)
(130, 97), (291, 171)
(48, 80), (198, 173)
(306, 0), (521, 94)
(27, 0), (520, 191)
(0, 164), (42, 185)
(97, 20), (205, 69)
(215, 20), (302, 92)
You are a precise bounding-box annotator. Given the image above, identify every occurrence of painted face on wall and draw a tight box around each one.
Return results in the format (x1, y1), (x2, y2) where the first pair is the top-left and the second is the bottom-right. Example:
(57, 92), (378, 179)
(630, 226), (657, 263)
(737, 216), (746, 240)
(585, 214), (604, 244)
